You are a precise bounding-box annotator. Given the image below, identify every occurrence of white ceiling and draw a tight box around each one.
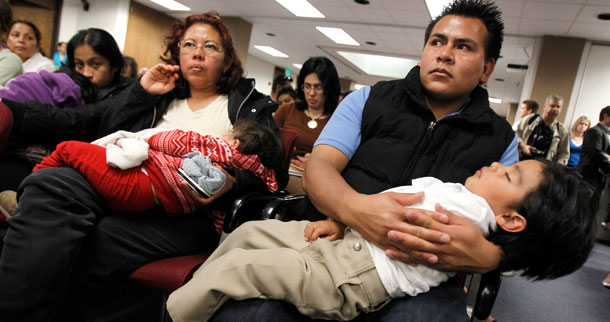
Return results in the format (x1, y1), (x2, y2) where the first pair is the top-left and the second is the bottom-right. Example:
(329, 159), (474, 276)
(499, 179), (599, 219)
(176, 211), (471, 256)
(134, 0), (610, 112)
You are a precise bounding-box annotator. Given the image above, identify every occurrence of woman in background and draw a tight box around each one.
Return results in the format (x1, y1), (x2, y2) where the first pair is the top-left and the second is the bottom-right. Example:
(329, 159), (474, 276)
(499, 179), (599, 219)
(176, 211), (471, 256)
(52, 41), (67, 67)
(567, 115), (590, 168)
(0, 0), (21, 85)
(6, 20), (54, 73)
(273, 56), (339, 168)
(0, 28), (131, 191)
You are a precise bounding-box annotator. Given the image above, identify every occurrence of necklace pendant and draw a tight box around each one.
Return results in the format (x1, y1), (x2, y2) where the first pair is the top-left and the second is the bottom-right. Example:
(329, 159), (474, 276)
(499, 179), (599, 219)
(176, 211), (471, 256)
(307, 120), (318, 129)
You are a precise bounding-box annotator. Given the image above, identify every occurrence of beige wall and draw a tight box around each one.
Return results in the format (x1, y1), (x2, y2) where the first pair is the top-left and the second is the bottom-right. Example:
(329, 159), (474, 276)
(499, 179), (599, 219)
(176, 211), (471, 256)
(530, 35), (586, 123)
(507, 102), (518, 125)
(223, 17), (252, 70)
(123, 1), (175, 70)
(12, 1), (58, 59)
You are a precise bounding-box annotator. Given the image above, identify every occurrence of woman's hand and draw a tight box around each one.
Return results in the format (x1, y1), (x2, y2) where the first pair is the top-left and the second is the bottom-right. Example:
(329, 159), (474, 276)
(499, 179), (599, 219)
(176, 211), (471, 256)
(140, 63), (180, 95)
(385, 204), (502, 273)
(304, 220), (346, 242)
(291, 153), (310, 168)
(179, 167), (236, 206)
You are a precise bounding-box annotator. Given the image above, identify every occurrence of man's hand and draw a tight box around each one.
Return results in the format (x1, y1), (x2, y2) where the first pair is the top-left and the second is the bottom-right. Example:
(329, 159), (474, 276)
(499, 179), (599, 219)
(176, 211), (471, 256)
(520, 143), (532, 156)
(385, 204), (502, 273)
(179, 167), (235, 206)
(140, 63), (180, 95)
(342, 191), (448, 251)
(291, 153), (310, 169)
(304, 220), (346, 242)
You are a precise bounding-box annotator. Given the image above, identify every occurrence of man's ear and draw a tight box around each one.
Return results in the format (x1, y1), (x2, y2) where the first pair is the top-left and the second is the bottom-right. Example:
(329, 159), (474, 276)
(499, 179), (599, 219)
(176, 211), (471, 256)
(496, 211), (526, 233)
(479, 58), (496, 83)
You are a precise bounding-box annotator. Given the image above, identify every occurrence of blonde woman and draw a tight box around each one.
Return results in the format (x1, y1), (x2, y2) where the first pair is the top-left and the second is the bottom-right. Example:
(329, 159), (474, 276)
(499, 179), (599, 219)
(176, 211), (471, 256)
(567, 115), (590, 167)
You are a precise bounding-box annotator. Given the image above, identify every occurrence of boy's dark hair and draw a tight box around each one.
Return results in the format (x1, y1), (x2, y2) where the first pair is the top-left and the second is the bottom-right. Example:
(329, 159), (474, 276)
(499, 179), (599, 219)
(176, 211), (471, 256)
(56, 66), (98, 104)
(424, 0), (504, 62)
(599, 106), (610, 122)
(522, 100), (539, 114)
(67, 28), (124, 87)
(277, 86), (297, 100)
(296, 56), (340, 116)
(487, 161), (597, 280)
(231, 119), (283, 169)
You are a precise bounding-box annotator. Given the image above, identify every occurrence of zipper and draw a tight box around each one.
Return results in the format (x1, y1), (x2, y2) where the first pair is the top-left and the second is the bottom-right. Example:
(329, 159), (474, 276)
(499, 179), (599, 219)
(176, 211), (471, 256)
(235, 80), (255, 121)
(427, 121), (436, 131)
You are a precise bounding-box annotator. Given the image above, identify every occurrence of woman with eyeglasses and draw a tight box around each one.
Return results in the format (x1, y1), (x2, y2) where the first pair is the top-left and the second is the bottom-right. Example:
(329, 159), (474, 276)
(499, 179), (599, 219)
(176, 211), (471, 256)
(273, 56), (340, 170)
(0, 12), (287, 321)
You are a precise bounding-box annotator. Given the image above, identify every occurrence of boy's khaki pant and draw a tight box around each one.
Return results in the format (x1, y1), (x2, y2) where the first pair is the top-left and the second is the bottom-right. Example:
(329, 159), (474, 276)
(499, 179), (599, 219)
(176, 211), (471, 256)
(166, 220), (392, 322)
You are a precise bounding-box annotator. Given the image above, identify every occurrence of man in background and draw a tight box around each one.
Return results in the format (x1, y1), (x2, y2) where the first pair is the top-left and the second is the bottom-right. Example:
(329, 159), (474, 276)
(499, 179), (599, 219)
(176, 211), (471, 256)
(516, 94), (569, 164)
(270, 74), (293, 102)
(513, 99), (539, 130)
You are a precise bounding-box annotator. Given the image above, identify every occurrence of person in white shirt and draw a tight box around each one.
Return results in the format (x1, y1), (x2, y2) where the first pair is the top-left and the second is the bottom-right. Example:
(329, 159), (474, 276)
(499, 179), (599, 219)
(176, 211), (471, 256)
(167, 160), (596, 322)
(6, 20), (54, 73)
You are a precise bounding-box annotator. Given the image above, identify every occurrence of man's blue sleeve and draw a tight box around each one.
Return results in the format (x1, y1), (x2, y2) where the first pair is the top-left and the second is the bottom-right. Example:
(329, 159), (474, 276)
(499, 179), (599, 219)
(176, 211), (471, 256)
(499, 135), (519, 165)
(314, 87), (370, 159)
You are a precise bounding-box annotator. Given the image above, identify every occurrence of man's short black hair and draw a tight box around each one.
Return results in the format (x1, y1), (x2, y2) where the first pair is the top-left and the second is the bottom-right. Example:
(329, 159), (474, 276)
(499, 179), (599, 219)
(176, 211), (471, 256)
(599, 106), (610, 122)
(487, 161), (597, 280)
(424, 0), (504, 62)
(272, 74), (293, 92)
(232, 119), (283, 170)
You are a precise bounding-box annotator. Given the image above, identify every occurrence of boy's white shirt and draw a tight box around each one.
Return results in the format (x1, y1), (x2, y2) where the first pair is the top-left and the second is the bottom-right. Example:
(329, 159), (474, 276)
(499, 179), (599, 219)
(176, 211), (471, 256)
(355, 177), (497, 298)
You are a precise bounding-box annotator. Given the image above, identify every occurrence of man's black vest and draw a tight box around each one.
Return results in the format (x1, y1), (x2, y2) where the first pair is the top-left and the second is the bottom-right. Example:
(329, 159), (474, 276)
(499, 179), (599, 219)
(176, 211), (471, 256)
(300, 67), (515, 220)
(343, 67), (515, 194)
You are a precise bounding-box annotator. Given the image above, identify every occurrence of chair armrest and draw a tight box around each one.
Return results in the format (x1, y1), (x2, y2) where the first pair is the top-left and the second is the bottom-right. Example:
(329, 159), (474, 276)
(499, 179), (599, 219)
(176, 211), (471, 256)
(224, 191), (278, 233)
(469, 269), (502, 321)
(128, 254), (210, 293)
(261, 195), (305, 221)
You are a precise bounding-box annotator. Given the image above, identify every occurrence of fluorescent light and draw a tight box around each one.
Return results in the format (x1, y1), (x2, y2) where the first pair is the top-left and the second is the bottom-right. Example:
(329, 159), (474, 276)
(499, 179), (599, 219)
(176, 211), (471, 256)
(489, 97), (502, 104)
(293, 64), (303, 69)
(424, 0), (452, 19)
(276, 0), (325, 18)
(316, 27), (360, 46)
(254, 45), (289, 58)
(150, 0), (190, 11)
(337, 51), (418, 79)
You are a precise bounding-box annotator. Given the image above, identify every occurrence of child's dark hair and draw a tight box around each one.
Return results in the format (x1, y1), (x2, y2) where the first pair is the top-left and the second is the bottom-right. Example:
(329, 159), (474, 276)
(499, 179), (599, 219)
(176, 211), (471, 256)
(277, 86), (297, 100)
(56, 66), (98, 104)
(487, 161), (597, 280)
(231, 119), (283, 169)
(424, 0), (504, 62)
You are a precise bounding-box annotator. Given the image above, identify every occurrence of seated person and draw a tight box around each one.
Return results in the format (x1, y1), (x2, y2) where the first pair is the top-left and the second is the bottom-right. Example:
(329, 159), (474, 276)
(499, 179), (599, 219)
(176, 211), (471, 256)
(33, 119), (281, 215)
(167, 160), (596, 321)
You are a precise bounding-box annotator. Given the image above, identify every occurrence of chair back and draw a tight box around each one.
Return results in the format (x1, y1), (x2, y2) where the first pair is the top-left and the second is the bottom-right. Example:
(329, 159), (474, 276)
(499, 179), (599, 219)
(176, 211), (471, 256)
(280, 128), (299, 168)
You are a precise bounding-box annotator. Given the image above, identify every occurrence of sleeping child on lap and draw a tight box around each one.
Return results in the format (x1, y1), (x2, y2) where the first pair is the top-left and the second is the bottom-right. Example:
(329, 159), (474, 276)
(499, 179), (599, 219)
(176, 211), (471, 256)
(34, 119), (281, 216)
(166, 160), (597, 322)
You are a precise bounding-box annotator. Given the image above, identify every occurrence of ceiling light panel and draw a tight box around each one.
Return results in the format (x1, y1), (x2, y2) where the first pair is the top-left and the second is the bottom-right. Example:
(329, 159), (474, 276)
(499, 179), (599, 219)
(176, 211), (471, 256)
(424, 0), (452, 19)
(275, 0), (325, 18)
(337, 51), (418, 79)
(150, 0), (190, 11)
(254, 45), (289, 58)
(316, 27), (360, 46)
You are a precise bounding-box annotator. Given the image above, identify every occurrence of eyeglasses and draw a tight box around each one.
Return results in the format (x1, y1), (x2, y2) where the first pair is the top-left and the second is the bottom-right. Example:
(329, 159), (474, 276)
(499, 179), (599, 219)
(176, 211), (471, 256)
(302, 84), (324, 93)
(178, 39), (224, 55)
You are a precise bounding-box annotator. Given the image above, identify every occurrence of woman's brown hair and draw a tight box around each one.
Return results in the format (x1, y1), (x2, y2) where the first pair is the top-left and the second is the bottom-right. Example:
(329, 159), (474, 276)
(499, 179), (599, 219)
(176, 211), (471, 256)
(161, 11), (243, 97)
